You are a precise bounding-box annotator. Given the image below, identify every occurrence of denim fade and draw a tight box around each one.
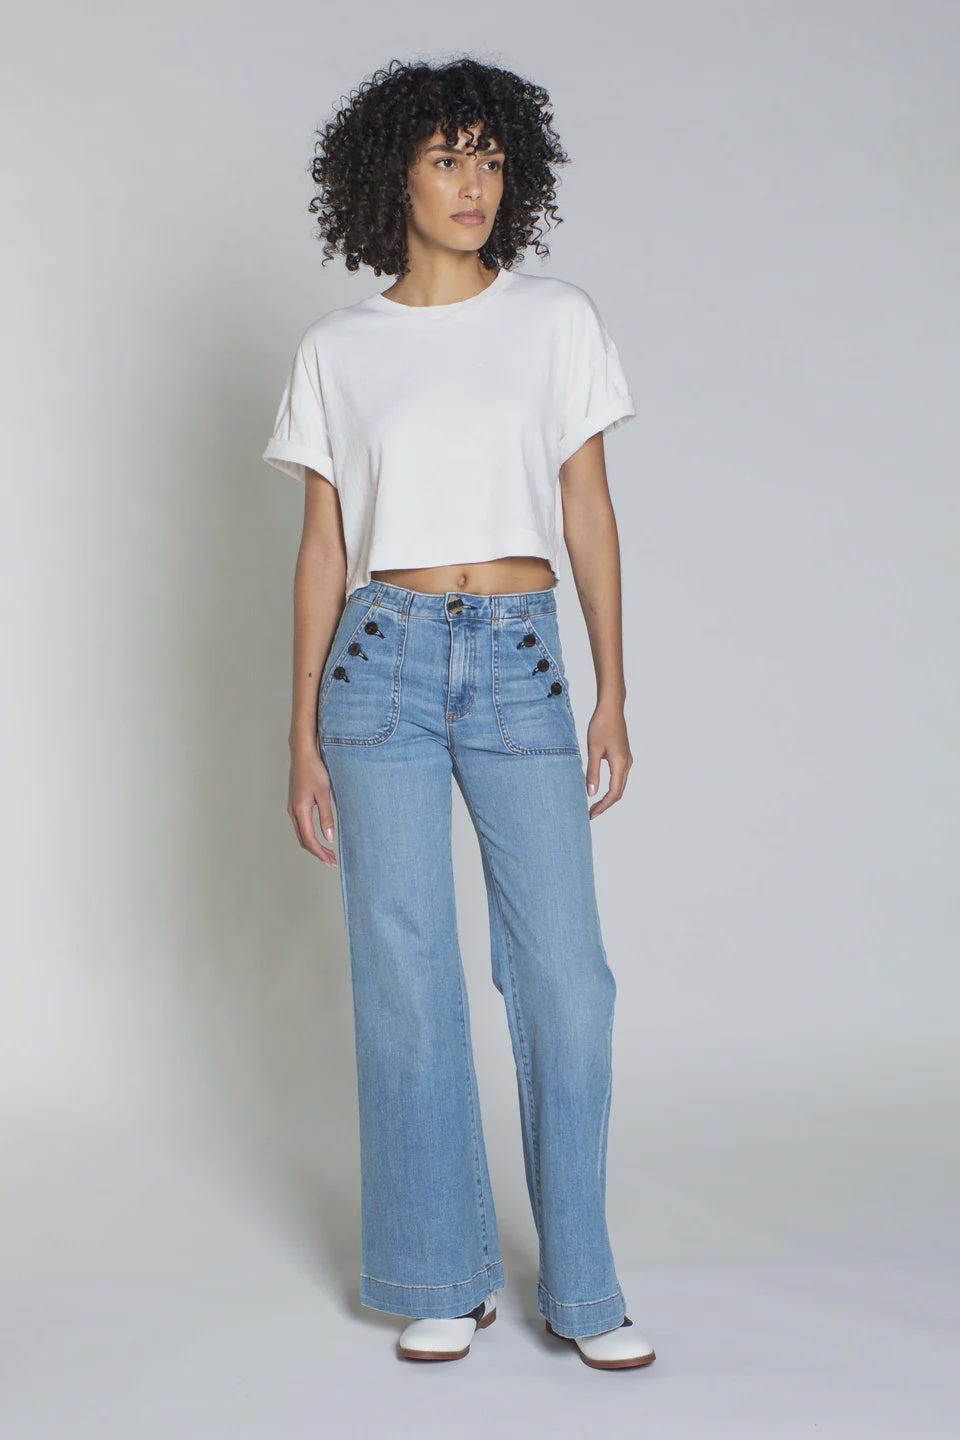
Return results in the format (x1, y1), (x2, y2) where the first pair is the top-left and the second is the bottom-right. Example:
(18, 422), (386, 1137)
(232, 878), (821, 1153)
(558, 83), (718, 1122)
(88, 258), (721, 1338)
(318, 579), (627, 1340)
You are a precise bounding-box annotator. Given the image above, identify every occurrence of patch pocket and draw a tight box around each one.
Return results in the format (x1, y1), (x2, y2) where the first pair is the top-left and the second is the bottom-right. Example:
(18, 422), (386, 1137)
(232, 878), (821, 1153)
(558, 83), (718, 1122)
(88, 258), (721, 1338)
(493, 610), (581, 756)
(318, 601), (407, 745)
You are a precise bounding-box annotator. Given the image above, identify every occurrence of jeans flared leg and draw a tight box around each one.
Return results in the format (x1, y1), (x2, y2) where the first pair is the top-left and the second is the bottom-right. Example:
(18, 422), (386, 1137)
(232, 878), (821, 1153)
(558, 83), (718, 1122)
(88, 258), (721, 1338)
(322, 733), (504, 1319)
(451, 747), (627, 1339)
(317, 579), (628, 1338)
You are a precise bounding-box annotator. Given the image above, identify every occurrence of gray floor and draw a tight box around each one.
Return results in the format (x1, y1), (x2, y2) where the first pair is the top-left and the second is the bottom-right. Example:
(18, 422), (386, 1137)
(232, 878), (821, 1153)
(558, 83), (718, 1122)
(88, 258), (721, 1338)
(2, 1099), (956, 1440)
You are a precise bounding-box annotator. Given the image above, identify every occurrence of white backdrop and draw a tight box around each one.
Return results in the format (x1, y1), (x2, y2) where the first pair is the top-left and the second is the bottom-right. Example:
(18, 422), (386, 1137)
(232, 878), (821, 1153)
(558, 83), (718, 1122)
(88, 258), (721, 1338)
(2, 2), (957, 1435)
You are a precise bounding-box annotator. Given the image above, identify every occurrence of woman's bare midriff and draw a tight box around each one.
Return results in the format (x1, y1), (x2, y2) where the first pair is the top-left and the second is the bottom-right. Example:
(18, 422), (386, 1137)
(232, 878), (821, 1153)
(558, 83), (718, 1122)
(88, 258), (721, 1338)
(370, 555), (556, 595)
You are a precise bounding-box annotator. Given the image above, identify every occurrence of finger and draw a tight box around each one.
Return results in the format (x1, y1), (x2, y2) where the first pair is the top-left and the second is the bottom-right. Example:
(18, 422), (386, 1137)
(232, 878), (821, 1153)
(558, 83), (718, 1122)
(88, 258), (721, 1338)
(288, 801), (317, 854)
(291, 800), (338, 866)
(585, 750), (604, 797)
(318, 805), (337, 846)
(316, 803), (338, 866)
(588, 755), (631, 819)
(586, 754), (612, 818)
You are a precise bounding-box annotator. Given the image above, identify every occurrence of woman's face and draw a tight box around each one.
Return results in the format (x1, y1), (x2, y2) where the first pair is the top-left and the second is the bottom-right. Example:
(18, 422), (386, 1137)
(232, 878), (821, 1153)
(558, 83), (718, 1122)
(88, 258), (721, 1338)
(406, 125), (505, 256)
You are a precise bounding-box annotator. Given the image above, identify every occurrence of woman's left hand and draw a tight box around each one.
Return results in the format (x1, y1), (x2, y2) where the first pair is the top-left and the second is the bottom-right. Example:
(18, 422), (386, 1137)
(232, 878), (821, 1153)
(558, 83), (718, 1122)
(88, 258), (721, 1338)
(585, 701), (633, 819)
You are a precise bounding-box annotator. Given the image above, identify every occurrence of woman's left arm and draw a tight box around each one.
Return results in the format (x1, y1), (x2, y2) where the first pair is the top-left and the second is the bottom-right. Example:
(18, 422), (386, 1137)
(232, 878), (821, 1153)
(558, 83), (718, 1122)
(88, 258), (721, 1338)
(559, 431), (633, 817)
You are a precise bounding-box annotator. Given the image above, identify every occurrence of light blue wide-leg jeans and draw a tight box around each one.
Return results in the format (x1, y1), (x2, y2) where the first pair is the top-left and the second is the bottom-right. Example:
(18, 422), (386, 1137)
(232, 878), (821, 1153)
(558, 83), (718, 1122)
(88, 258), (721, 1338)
(318, 579), (626, 1339)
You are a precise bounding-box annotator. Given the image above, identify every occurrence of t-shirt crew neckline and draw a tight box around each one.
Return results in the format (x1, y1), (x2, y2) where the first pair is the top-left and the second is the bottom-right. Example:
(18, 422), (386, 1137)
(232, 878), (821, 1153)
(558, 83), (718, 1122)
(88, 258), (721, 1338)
(364, 265), (514, 317)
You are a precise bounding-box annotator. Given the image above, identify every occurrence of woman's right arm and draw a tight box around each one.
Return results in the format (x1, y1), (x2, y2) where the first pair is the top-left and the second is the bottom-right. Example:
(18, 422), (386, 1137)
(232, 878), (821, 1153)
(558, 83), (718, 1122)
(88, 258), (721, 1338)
(286, 468), (346, 866)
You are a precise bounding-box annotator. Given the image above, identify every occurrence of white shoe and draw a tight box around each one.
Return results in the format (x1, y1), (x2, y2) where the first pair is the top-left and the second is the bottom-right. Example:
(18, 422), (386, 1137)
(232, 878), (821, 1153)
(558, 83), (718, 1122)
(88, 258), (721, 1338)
(397, 1292), (498, 1361)
(545, 1315), (656, 1370)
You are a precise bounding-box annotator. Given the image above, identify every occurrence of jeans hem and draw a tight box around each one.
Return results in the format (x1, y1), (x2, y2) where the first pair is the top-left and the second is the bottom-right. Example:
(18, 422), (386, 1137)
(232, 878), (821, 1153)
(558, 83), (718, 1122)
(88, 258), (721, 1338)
(537, 1279), (626, 1338)
(360, 1258), (505, 1319)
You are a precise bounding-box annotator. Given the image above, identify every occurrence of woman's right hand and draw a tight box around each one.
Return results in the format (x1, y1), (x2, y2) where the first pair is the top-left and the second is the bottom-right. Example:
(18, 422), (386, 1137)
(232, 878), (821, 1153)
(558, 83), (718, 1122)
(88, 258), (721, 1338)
(287, 744), (339, 867)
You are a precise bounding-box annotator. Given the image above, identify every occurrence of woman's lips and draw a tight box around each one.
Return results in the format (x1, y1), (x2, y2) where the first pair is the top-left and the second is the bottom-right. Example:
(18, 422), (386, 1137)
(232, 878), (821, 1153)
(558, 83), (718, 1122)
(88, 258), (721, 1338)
(451, 213), (485, 226)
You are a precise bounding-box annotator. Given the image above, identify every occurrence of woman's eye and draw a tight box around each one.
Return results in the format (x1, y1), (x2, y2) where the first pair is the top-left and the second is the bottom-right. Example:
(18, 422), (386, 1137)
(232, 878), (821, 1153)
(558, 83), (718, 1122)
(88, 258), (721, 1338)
(435, 156), (502, 171)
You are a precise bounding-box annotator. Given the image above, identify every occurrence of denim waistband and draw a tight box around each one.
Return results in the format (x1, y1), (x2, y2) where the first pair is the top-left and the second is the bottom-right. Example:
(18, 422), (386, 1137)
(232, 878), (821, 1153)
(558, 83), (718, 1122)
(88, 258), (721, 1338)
(348, 579), (559, 619)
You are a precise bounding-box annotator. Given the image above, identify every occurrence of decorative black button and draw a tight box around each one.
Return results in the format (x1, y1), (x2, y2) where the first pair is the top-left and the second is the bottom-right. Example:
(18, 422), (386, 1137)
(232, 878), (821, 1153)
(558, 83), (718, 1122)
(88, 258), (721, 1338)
(333, 666), (349, 682)
(519, 633), (537, 647)
(347, 642), (368, 658)
(549, 681), (563, 695)
(534, 657), (550, 673)
(364, 620), (384, 635)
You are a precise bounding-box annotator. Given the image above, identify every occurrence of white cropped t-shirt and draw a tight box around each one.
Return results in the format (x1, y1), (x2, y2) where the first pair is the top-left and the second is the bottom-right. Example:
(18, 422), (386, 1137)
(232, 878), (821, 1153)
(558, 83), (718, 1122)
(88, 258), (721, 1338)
(262, 268), (636, 598)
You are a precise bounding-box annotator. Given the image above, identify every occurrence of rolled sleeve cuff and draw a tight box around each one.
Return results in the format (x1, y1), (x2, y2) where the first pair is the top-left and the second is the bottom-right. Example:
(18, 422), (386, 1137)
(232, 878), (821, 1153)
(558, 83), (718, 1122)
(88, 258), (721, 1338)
(262, 437), (337, 487)
(558, 398), (637, 469)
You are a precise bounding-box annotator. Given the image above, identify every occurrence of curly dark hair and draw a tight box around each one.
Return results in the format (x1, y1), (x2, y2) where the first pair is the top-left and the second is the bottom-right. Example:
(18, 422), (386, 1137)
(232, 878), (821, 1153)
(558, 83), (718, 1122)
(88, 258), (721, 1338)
(308, 57), (571, 277)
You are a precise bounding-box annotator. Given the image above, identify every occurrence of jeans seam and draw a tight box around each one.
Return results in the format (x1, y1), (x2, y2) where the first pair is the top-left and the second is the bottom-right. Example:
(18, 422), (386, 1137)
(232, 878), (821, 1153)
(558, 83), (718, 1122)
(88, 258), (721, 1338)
(454, 946), (493, 1267)
(327, 767), (374, 1285)
(490, 867), (544, 1257)
(444, 614), (479, 723)
(361, 1261), (501, 1291)
(538, 1283), (623, 1307)
(598, 1002), (614, 1191)
(453, 761), (544, 1253)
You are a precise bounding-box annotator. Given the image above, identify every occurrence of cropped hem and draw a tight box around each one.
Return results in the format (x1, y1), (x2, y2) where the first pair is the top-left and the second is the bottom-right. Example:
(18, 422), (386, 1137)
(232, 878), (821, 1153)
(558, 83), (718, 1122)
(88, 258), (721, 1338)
(360, 1258), (505, 1320)
(262, 437), (337, 488)
(537, 1279), (626, 1338)
(364, 529), (558, 580)
(347, 531), (561, 597)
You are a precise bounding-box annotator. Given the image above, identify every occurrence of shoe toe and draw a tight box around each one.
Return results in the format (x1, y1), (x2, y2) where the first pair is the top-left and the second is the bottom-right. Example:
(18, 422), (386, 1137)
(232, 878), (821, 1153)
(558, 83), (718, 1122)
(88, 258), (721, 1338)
(397, 1293), (497, 1360)
(398, 1315), (477, 1359)
(548, 1316), (656, 1368)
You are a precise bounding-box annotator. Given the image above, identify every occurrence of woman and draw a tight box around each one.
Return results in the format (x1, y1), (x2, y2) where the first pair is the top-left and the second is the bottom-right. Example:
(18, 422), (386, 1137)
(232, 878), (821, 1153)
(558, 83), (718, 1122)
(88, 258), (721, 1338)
(263, 57), (656, 1371)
